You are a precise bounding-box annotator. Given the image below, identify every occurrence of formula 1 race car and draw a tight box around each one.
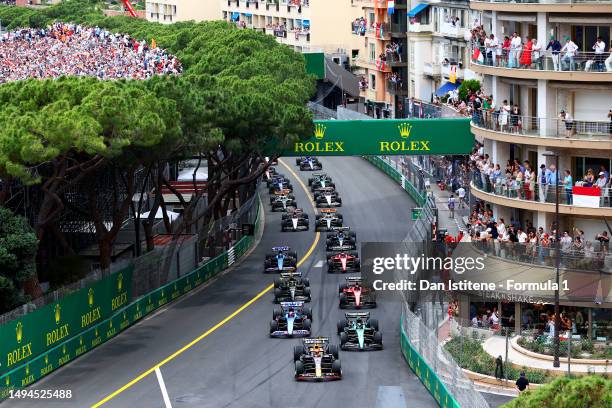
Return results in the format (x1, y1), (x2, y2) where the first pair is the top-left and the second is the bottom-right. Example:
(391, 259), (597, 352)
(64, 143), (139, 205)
(339, 277), (376, 309)
(326, 227), (357, 252)
(270, 191), (297, 212)
(315, 209), (343, 232)
(264, 246), (298, 273)
(273, 272), (311, 303)
(267, 176), (293, 194)
(308, 173), (335, 192)
(269, 301), (312, 338)
(327, 252), (360, 273)
(281, 208), (309, 232)
(337, 312), (383, 351)
(314, 188), (342, 208)
(294, 337), (342, 381)
(296, 157), (323, 171)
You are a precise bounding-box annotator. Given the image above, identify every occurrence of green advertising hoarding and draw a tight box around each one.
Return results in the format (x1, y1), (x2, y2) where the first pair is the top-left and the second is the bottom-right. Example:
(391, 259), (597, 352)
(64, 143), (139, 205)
(267, 118), (473, 157)
(0, 266), (133, 377)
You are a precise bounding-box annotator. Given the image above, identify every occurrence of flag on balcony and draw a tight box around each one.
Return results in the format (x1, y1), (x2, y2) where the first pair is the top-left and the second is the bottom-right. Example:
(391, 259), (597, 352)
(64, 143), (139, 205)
(376, 59), (386, 71)
(471, 48), (484, 64)
(572, 186), (601, 208)
(388, 0), (395, 15)
(449, 65), (457, 83)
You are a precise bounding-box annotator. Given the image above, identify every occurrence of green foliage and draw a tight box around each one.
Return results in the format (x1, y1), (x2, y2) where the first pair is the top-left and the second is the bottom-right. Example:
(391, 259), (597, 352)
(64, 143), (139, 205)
(458, 79), (481, 101)
(519, 336), (612, 360)
(444, 336), (553, 383)
(0, 208), (38, 313)
(502, 376), (612, 408)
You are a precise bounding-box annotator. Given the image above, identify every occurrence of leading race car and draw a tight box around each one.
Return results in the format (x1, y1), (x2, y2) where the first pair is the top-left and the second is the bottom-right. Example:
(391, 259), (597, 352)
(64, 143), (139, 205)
(315, 209), (343, 232)
(314, 188), (342, 208)
(327, 251), (360, 273)
(264, 246), (298, 273)
(326, 227), (357, 252)
(337, 312), (383, 351)
(270, 190), (297, 212)
(274, 271), (311, 303)
(296, 157), (323, 171)
(281, 208), (309, 232)
(267, 176), (293, 194)
(294, 337), (342, 382)
(339, 277), (376, 309)
(308, 173), (335, 192)
(269, 301), (312, 338)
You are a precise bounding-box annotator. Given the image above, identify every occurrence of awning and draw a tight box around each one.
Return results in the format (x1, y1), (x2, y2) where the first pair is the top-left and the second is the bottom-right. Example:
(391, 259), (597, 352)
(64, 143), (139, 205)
(436, 81), (460, 97)
(303, 19), (310, 28)
(244, 13), (252, 17)
(408, 3), (429, 18)
(231, 12), (239, 21)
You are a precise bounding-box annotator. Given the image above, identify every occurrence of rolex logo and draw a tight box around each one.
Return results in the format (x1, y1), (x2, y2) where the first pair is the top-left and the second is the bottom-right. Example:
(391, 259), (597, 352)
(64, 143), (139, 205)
(88, 288), (94, 307)
(314, 123), (326, 140)
(118, 273), (123, 291)
(16, 322), (23, 344)
(398, 122), (412, 139)
(55, 304), (61, 324)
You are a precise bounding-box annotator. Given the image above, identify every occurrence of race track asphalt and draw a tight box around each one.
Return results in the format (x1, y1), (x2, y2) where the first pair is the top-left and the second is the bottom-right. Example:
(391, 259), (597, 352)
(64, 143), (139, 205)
(5, 157), (439, 408)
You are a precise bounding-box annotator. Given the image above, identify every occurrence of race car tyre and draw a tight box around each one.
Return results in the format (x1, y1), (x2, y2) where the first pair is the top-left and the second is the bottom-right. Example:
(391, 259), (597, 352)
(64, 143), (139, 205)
(339, 293), (347, 307)
(332, 360), (341, 375)
(293, 345), (303, 362)
(349, 231), (356, 240)
(273, 309), (281, 319)
(369, 319), (379, 331)
(337, 319), (346, 334)
(295, 361), (305, 376)
(340, 332), (348, 345)
(338, 215), (343, 221)
(295, 158), (301, 166)
(289, 251), (298, 260)
(354, 261), (361, 272)
(329, 344), (339, 360)
(273, 289), (282, 300)
(273, 279), (282, 289)
(349, 251), (359, 258)
(304, 287), (311, 298)
(269, 320), (279, 334)
(303, 319), (311, 331)
(303, 307), (313, 320)
(302, 278), (310, 287)
(338, 283), (348, 293)
(373, 331), (383, 345)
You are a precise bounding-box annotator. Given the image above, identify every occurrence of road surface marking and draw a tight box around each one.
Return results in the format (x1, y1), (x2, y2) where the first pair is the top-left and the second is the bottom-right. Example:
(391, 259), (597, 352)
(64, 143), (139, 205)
(155, 367), (173, 408)
(91, 159), (319, 407)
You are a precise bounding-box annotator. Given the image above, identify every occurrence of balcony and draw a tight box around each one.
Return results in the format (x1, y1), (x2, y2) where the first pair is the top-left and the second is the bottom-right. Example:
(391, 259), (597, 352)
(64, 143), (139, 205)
(355, 57), (392, 72)
(389, 22), (408, 37)
(423, 62), (441, 77)
(353, 0), (388, 8)
(471, 111), (612, 150)
(387, 79), (408, 95)
(471, 169), (612, 217)
(408, 21), (433, 33)
(438, 22), (466, 39)
(469, 47), (612, 82)
(470, 0), (612, 13)
(366, 23), (391, 40)
(441, 63), (463, 81)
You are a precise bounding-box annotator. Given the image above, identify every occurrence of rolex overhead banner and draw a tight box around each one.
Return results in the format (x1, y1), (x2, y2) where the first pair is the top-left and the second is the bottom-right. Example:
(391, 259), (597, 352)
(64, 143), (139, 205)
(265, 118), (474, 157)
(0, 266), (133, 376)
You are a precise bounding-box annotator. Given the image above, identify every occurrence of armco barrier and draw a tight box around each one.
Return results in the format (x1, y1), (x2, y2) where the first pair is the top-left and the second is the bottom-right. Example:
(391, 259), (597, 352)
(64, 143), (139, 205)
(364, 156), (427, 206)
(0, 197), (261, 398)
(400, 322), (461, 408)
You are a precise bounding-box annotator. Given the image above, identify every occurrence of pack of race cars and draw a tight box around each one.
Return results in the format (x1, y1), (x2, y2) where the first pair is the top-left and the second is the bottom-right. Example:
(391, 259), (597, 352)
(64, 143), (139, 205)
(263, 157), (382, 382)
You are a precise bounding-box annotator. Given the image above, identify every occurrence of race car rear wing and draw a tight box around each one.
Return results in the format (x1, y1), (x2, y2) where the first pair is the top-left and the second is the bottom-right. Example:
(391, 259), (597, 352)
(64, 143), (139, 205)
(320, 208), (336, 213)
(345, 312), (370, 319)
(280, 301), (304, 309)
(312, 172), (327, 178)
(303, 337), (330, 345)
(273, 189), (292, 195)
(345, 277), (363, 283)
(280, 271), (302, 278)
(272, 246), (291, 251)
(288, 208), (304, 214)
(330, 226), (350, 231)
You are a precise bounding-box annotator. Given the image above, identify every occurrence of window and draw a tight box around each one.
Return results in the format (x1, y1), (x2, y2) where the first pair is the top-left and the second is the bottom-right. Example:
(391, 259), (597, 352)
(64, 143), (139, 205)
(369, 43), (376, 62)
(572, 25), (611, 52)
(267, 16), (272, 24)
(370, 73), (376, 90)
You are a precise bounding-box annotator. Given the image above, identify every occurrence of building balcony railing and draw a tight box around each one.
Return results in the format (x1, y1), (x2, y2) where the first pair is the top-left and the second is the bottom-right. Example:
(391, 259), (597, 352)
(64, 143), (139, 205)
(408, 22), (433, 33)
(352, 0), (388, 8)
(367, 23), (391, 39)
(423, 62), (441, 77)
(441, 63), (463, 80)
(471, 169), (612, 212)
(438, 23), (467, 39)
(470, 0), (612, 12)
(471, 111), (612, 149)
(469, 47), (612, 81)
(472, 239), (609, 273)
(355, 58), (392, 72)
(387, 79), (408, 95)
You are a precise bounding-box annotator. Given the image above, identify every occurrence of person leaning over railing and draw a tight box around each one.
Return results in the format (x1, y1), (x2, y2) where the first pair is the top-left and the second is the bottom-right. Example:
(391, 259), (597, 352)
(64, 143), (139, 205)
(546, 36), (562, 71)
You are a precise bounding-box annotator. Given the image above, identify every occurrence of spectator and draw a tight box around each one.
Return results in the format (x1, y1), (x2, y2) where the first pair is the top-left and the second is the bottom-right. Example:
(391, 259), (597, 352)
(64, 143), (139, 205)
(546, 36), (562, 71)
(532, 37), (543, 70)
(519, 36), (533, 68)
(563, 169), (573, 204)
(596, 231), (609, 252)
(561, 36), (579, 71)
(516, 372), (530, 393)
(559, 110), (574, 138)
(448, 194), (456, 218)
(592, 36), (606, 72)
(509, 32), (522, 68)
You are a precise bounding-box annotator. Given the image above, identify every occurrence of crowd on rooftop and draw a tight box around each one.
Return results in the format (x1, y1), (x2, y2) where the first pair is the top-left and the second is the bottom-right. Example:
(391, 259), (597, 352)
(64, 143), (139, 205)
(0, 22), (181, 83)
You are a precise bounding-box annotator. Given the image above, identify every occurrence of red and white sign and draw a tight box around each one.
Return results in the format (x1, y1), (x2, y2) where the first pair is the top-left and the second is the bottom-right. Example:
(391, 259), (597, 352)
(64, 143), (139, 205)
(572, 186), (601, 208)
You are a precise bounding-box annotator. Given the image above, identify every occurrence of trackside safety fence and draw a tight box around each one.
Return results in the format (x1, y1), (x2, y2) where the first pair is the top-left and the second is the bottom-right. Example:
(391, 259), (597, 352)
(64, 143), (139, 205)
(364, 156), (427, 206)
(0, 195), (261, 399)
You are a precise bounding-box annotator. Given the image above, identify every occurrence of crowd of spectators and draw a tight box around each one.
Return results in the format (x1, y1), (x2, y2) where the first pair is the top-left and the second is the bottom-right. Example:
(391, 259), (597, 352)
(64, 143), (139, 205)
(469, 23), (612, 72)
(266, 23), (287, 38)
(351, 17), (367, 36)
(0, 22), (181, 83)
(385, 42), (402, 63)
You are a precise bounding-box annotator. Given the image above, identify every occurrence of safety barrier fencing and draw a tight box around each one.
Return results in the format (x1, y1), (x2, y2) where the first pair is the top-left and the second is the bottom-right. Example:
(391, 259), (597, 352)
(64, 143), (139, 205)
(0, 195), (261, 399)
(364, 155), (427, 206)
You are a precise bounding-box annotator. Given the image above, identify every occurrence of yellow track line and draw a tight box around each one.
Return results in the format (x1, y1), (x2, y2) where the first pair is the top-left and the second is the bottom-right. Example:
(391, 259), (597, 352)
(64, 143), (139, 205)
(92, 159), (320, 407)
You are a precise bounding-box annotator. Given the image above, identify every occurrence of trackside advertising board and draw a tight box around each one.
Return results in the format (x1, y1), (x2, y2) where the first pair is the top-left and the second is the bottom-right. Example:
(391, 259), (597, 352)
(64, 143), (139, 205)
(0, 266), (133, 378)
(266, 118), (473, 156)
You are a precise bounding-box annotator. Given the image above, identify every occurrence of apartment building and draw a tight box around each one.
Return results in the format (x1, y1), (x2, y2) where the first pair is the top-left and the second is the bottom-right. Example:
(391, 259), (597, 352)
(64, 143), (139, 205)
(406, 0), (480, 102)
(146, 0), (220, 24)
(467, 0), (612, 239)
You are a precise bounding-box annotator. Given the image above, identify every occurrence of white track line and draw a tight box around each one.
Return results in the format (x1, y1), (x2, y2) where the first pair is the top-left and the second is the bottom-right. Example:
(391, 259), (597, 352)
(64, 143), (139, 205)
(155, 367), (173, 408)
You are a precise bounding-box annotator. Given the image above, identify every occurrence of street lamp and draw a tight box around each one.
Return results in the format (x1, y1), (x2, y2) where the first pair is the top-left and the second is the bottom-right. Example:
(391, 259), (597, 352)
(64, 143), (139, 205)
(544, 151), (561, 368)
